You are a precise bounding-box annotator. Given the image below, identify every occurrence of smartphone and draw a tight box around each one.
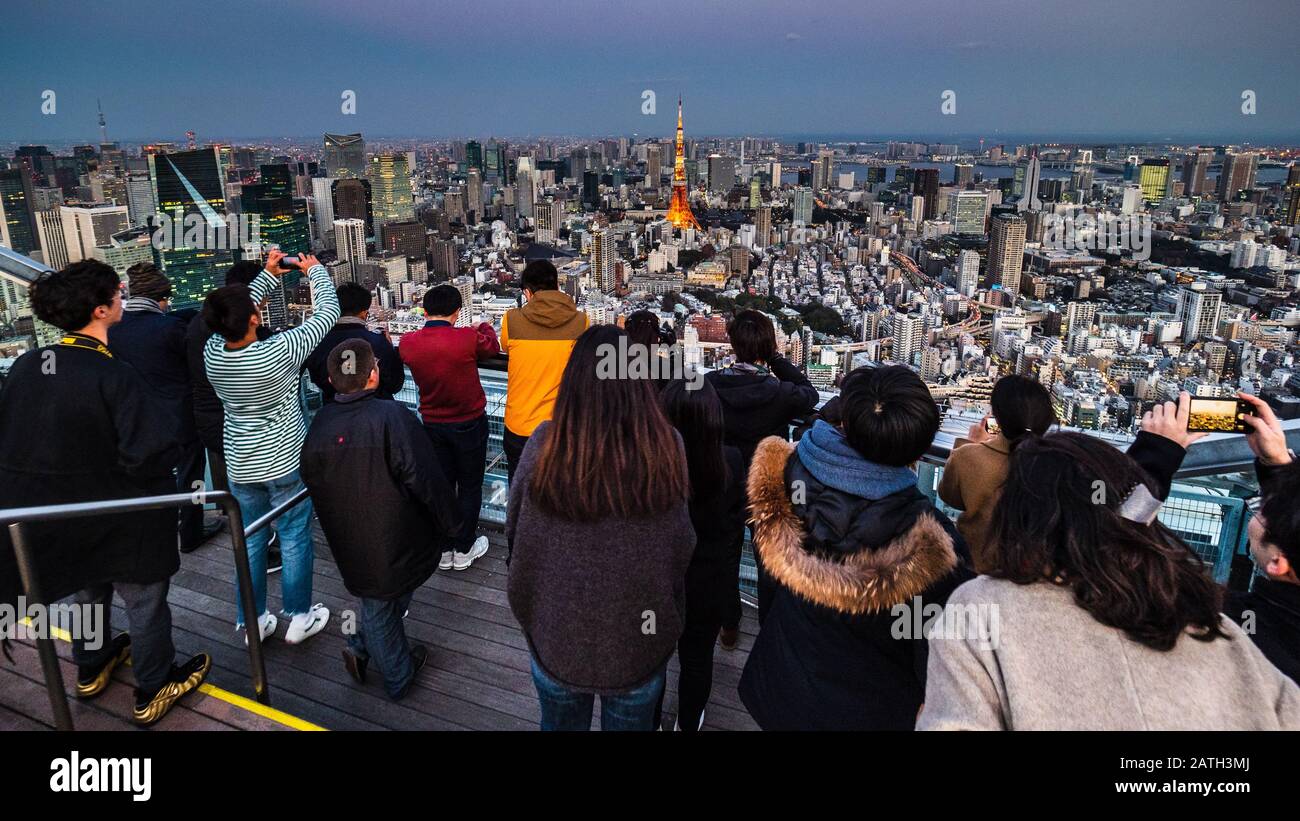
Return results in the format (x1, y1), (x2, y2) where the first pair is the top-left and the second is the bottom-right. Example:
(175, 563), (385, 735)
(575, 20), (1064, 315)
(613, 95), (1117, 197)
(1186, 397), (1253, 433)
(277, 256), (301, 269)
(985, 418), (1000, 435)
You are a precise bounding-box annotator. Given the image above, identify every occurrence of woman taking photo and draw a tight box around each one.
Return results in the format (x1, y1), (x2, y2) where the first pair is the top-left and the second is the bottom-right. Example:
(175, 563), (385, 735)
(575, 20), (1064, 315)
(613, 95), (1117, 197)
(507, 325), (696, 731)
(656, 377), (747, 731)
(920, 433), (1300, 730)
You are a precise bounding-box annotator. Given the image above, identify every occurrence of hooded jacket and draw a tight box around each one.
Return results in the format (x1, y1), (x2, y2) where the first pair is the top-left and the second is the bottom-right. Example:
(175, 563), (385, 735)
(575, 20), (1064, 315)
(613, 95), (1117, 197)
(704, 354), (819, 466)
(738, 430), (974, 730)
(499, 290), (588, 436)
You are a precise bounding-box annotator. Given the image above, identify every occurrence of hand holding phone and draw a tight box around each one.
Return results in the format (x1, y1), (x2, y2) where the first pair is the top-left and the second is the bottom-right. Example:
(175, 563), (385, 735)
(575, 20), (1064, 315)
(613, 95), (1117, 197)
(1186, 396), (1253, 433)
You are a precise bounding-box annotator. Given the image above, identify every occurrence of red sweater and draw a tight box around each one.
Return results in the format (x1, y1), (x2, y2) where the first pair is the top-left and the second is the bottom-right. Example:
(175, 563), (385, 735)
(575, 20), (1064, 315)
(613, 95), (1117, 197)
(399, 321), (500, 424)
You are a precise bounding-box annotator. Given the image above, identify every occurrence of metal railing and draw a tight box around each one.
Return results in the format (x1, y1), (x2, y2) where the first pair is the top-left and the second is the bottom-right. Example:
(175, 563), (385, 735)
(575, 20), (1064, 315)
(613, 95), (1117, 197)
(0, 487), (312, 731)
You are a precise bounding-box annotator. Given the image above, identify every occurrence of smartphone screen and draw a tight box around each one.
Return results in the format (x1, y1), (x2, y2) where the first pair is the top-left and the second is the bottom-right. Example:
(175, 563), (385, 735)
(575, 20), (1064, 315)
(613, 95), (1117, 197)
(1186, 397), (1251, 433)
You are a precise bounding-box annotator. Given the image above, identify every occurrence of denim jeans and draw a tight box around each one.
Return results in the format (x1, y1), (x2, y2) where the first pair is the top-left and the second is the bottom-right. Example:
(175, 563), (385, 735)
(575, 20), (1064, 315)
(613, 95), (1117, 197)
(229, 470), (315, 625)
(423, 414), (488, 553)
(346, 593), (416, 699)
(72, 580), (175, 695)
(530, 655), (667, 731)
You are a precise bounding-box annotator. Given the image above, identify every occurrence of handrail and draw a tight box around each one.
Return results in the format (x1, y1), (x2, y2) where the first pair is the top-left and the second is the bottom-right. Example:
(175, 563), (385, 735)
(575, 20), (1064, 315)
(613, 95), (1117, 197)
(245, 487), (311, 538)
(0, 490), (269, 731)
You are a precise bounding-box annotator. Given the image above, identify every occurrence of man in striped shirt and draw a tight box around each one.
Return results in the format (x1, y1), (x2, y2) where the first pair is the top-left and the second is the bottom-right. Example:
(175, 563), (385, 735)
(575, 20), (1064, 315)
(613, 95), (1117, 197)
(202, 250), (339, 646)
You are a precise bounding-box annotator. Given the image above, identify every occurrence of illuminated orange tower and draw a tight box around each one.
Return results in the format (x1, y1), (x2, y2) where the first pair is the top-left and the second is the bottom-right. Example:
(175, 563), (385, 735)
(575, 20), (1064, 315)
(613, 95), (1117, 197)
(665, 97), (701, 231)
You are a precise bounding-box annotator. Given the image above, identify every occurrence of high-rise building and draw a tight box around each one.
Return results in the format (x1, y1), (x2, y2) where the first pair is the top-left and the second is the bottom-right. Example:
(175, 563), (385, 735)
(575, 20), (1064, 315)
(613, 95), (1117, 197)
(1138, 159), (1171, 203)
(988, 212), (1027, 295)
(332, 178), (373, 237)
(379, 220), (426, 261)
(645, 143), (661, 189)
(465, 168), (484, 225)
(242, 165), (310, 270)
(311, 177), (337, 244)
(1179, 286), (1222, 343)
(535, 199), (563, 244)
(148, 147), (231, 308)
(665, 99), (702, 230)
(1064, 300), (1096, 338)
(913, 168), (940, 221)
(951, 190), (987, 235)
(1181, 149), (1213, 196)
(792, 186), (814, 225)
(367, 153), (415, 227)
(1012, 153), (1041, 212)
(125, 171), (155, 226)
(35, 209), (70, 270)
(708, 155), (736, 193)
(812, 149), (835, 191)
(516, 157), (535, 219)
(755, 205), (772, 249)
(1217, 151), (1258, 201)
(334, 218), (368, 266)
(591, 228), (615, 292)
(892, 310), (925, 366)
(0, 167), (38, 256)
(957, 249), (980, 296)
(58, 204), (129, 263)
(430, 238), (458, 278)
(452, 276), (474, 326)
(322, 133), (366, 179)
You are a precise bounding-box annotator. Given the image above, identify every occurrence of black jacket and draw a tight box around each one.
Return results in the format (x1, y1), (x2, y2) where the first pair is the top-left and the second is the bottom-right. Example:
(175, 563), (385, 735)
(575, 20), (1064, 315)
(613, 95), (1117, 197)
(0, 339), (180, 607)
(739, 436), (975, 731)
(109, 308), (194, 444)
(303, 321), (404, 403)
(683, 446), (747, 625)
(706, 355), (819, 466)
(187, 313), (270, 452)
(299, 390), (457, 600)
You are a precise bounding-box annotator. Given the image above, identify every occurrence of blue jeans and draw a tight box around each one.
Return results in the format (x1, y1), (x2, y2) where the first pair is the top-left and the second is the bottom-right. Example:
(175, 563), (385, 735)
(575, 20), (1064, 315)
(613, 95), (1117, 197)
(346, 593), (416, 699)
(530, 656), (666, 731)
(229, 470), (315, 625)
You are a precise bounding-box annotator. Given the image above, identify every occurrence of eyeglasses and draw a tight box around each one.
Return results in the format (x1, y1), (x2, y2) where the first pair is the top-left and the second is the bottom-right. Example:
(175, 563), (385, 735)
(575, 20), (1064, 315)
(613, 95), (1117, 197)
(1245, 495), (1262, 515)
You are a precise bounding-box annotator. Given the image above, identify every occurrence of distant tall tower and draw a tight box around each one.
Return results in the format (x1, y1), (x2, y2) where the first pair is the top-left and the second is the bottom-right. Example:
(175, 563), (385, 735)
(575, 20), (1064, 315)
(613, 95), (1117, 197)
(665, 98), (701, 231)
(97, 99), (108, 144)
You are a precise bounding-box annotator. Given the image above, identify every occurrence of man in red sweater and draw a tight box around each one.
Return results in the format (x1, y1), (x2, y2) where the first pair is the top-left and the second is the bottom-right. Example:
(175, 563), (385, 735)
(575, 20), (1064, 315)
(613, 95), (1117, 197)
(399, 284), (500, 570)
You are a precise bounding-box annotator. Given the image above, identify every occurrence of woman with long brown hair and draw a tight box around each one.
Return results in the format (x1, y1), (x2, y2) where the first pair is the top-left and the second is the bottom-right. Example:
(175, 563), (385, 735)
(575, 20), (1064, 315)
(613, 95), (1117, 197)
(506, 325), (695, 731)
(920, 432), (1300, 730)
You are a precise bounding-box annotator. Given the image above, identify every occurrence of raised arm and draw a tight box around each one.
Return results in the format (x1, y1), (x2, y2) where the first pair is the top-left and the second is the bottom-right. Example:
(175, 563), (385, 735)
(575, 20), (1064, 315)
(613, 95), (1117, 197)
(274, 255), (341, 366)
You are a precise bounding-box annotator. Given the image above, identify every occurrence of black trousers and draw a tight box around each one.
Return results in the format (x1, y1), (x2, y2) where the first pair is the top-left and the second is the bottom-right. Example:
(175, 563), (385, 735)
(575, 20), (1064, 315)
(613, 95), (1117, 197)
(177, 438), (207, 550)
(502, 426), (529, 486)
(653, 558), (732, 731)
(423, 414), (489, 553)
(73, 580), (175, 696)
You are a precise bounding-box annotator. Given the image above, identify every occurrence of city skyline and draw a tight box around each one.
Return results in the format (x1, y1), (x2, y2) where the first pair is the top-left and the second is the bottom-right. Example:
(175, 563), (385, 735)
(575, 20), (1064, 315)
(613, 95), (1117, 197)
(3, 0), (1299, 143)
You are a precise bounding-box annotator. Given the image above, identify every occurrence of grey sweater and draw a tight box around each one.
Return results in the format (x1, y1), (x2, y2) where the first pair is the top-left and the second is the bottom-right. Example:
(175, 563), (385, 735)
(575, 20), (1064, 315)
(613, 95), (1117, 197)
(506, 422), (697, 695)
(918, 576), (1300, 730)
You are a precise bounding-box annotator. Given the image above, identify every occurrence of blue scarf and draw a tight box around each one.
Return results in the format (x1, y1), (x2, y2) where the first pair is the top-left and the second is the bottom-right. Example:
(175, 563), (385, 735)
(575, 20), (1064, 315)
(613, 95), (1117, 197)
(796, 419), (917, 500)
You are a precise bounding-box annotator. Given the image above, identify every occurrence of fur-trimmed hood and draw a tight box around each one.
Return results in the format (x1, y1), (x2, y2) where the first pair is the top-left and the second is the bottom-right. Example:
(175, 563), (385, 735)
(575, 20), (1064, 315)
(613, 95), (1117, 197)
(747, 435), (959, 615)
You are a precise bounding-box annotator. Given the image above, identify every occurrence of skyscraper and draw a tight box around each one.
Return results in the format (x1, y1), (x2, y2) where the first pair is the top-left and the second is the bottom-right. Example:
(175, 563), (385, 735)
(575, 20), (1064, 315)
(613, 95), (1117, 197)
(1012, 153), (1041, 212)
(465, 168), (484, 225)
(645, 143), (661, 189)
(322, 133), (366, 179)
(957, 249), (980, 297)
(1181, 149), (1213, 196)
(35, 209), (69, 270)
(1217, 151), (1258, 201)
(892, 310), (925, 366)
(332, 178), (373, 237)
(1138, 159), (1171, 203)
(591, 228), (615, 292)
(952, 190), (988, 235)
(755, 205), (772, 249)
(243, 164), (310, 269)
(665, 99), (701, 230)
(988, 213), (1027, 295)
(148, 147), (231, 308)
(793, 186), (814, 225)
(367, 153), (415, 227)
(0, 167), (38, 256)
(311, 177), (337, 244)
(1179, 286), (1222, 343)
(913, 168), (940, 221)
(708, 155), (736, 193)
(334, 218), (367, 267)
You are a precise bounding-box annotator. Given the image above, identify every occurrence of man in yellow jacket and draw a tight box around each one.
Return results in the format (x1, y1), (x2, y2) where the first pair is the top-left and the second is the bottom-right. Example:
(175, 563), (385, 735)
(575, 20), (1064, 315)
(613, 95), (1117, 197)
(500, 259), (588, 484)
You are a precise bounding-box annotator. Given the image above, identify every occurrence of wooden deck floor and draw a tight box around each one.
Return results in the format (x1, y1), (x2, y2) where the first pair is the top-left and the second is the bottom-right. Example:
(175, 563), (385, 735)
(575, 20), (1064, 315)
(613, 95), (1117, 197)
(0, 515), (760, 731)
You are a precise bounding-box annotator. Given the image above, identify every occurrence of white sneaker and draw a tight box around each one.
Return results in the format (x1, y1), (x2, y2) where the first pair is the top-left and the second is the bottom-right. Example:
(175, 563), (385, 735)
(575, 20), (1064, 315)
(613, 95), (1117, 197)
(672, 708), (706, 731)
(453, 536), (490, 570)
(438, 551), (454, 571)
(284, 603), (329, 645)
(241, 613), (277, 647)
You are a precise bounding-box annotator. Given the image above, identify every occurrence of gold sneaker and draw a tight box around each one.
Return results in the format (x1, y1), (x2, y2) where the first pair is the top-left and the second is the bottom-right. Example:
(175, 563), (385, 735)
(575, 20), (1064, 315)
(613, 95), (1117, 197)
(132, 653), (211, 726)
(75, 633), (131, 699)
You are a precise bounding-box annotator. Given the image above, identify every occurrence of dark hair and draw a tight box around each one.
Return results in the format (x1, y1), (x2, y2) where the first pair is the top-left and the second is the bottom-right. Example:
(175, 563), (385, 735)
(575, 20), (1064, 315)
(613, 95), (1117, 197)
(326, 338), (376, 395)
(661, 377), (730, 501)
(1260, 459), (1300, 566)
(838, 366), (940, 466)
(423, 284), (462, 316)
(201, 285), (258, 343)
(988, 432), (1227, 651)
(528, 325), (689, 520)
(991, 374), (1057, 444)
(727, 309), (776, 364)
(225, 260), (264, 288)
(29, 260), (120, 331)
(624, 310), (664, 348)
(521, 259), (558, 292)
(336, 282), (372, 316)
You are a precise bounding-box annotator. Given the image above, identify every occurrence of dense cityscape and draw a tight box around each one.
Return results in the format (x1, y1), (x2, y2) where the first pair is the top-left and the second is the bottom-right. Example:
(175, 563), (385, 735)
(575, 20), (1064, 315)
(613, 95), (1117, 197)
(3, 106), (1299, 432)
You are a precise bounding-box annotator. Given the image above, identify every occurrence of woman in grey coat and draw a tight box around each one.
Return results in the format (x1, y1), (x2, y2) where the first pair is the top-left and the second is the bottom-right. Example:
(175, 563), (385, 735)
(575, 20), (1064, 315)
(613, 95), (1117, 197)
(919, 432), (1300, 731)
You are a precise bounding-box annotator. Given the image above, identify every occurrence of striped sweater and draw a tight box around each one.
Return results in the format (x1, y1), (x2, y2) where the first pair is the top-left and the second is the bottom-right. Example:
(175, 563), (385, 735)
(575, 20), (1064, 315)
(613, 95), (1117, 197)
(204, 265), (340, 484)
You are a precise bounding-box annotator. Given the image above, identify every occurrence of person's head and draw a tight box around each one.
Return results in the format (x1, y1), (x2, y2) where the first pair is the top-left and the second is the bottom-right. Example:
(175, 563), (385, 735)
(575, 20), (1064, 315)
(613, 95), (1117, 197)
(1252, 461), (1300, 584)
(225, 260), (263, 288)
(326, 338), (378, 395)
(422, 284), (462, 320)
(624, 310), (664, 349)
(529, 325), (688, 520)
(838, 366), (941, 466)
(125, 262), (172, 307)
(727, 310), (777, 364)
(661, 376), (730, 498)
(520, 259), (558, 298)
(336, 282), (372, 318)
(990, 374), (1057, 443)
(988, 432), (1226, 651)
(202, 285), (260, 343)
(30, 260), (123, 332)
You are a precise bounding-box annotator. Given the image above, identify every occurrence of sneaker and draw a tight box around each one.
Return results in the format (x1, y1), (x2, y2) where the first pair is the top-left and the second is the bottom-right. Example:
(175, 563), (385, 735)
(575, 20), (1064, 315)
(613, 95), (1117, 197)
(133, 653), (211, 726)
(718, 627), (739, 651)
(266, 531), (282, 574)
(75, 633), (131, 699)
(241, 613), (277, 647)
(342, 648), (368, 684)
(284, 603), (329, 645)
(392, 644), (429, 701)
(452, 536), (490, 570)
(438, 551), (454, 571)
(673, 708), (706, 732)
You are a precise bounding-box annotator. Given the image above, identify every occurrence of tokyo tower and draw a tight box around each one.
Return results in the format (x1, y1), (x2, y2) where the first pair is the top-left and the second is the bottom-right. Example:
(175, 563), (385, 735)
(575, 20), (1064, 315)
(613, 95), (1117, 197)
(665, 97), (701, 231)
